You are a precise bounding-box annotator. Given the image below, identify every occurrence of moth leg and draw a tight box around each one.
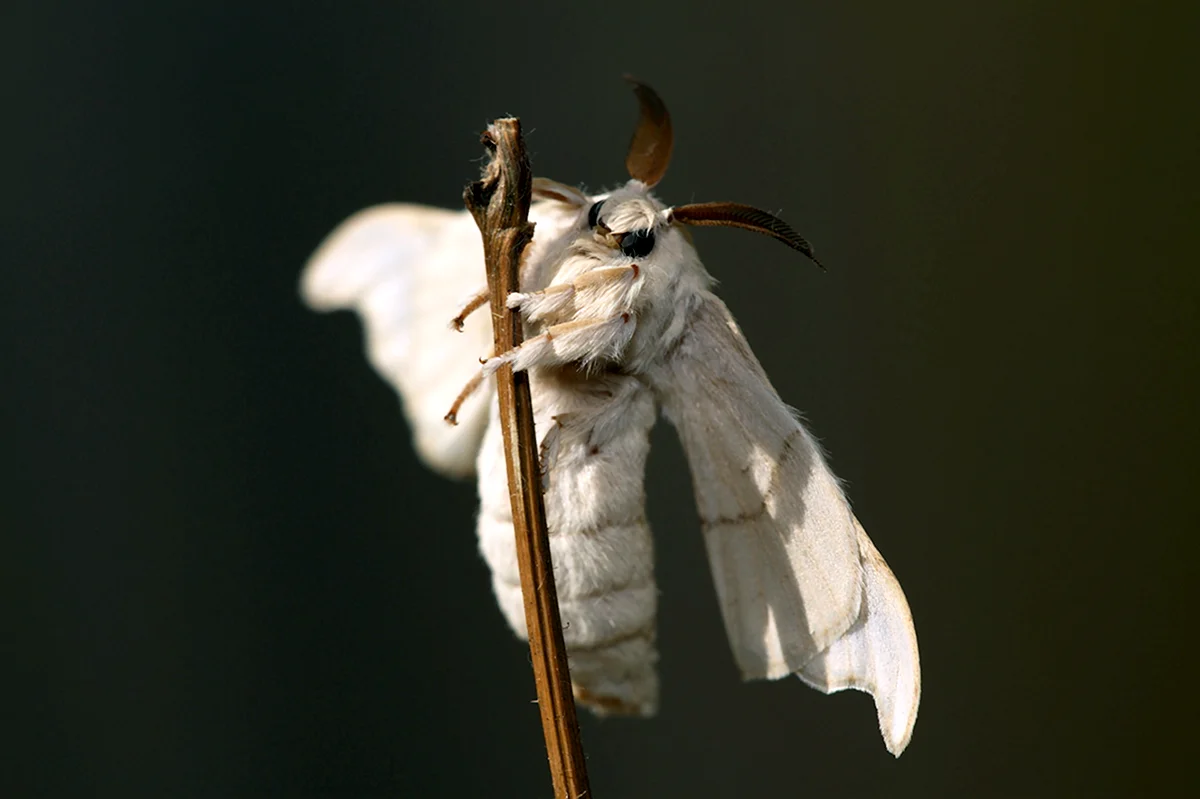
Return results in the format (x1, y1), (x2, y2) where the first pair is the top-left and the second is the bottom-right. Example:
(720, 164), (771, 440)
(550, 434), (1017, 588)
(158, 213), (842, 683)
(482, 313), (636, 375)
(505, 281), (574, 323)
(450, 286), (489, 331)
(508, 265), (640, 324)
(454, 247), (558, 330)
(443, 370), (485, 425)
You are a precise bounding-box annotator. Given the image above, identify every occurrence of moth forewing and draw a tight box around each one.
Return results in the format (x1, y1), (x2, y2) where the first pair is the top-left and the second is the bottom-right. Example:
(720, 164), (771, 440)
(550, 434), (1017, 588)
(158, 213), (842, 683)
(647, 295), (862, 662)
(646, 293), (920, 755)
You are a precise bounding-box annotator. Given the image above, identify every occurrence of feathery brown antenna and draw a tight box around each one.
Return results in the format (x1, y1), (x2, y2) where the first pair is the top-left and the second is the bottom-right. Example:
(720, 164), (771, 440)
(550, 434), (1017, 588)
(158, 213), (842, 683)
(671, 202), (825, 268)
(624, 76), (674, 187)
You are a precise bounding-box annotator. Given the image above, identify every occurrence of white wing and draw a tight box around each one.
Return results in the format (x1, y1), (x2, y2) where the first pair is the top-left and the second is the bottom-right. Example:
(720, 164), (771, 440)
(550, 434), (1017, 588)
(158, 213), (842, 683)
(301, 203), (493, 477)
(799, 518), (920, 755)
(651, 292), (920, 755)
(301, 200), (582, 477)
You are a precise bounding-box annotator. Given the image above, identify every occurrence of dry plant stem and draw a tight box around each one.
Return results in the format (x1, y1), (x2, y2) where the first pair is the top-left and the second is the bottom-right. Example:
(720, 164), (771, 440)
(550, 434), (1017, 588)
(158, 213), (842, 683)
(464, 119), (592, 799)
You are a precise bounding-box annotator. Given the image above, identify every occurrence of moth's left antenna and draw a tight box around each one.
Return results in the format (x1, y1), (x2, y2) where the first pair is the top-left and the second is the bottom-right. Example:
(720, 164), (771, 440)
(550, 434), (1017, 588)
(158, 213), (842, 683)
(624, 76), (674, 187)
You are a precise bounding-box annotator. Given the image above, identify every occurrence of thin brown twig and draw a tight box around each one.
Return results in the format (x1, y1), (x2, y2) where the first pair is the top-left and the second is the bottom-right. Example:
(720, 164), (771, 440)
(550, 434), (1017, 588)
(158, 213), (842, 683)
(464, 119), (592, 799)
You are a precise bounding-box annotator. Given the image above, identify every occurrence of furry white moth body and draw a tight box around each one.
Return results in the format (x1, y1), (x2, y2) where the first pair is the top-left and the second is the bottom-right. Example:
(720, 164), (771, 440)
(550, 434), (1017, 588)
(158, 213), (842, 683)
(302, 80), (921, 755)
(478, 367), (659, 715)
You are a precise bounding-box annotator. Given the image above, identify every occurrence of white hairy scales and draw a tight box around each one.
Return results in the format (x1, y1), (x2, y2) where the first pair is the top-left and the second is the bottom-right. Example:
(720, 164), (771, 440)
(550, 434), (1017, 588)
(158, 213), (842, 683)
(303, 181), (921, 755)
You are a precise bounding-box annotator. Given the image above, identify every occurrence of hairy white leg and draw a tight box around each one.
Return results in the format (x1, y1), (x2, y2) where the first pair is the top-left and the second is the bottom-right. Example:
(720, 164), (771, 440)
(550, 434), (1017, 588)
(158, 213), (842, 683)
(507, 265), (640, 324)
(482, 314), (636, 375)
(505, 282), (575, 322)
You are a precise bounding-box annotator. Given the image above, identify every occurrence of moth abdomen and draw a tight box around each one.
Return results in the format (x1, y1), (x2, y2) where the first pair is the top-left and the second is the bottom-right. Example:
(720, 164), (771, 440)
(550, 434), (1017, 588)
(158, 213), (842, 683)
(475, 369), (660, 716)
(478, 509), (660, 715)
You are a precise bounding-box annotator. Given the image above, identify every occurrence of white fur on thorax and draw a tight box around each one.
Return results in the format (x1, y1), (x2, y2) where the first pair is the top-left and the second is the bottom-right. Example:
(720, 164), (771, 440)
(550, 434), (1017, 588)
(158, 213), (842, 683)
(523, 186), (712, 374)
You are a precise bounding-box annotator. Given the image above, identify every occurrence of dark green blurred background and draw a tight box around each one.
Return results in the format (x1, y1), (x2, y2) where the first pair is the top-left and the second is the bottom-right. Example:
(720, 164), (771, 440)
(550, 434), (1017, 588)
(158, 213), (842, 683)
(6, 1), (1198, 796)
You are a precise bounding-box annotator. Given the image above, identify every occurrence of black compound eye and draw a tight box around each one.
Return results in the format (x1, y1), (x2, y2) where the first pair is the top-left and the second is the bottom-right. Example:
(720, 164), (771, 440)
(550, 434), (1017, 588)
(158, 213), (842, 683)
(587, 201), (605, 229)
(619, 228), (655, 259)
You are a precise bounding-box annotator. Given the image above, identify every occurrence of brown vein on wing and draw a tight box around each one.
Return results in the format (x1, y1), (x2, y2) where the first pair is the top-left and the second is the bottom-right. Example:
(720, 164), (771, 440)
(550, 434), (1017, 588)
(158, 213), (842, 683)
(699, 429), (805, 528)
(700, 501), (768, 529)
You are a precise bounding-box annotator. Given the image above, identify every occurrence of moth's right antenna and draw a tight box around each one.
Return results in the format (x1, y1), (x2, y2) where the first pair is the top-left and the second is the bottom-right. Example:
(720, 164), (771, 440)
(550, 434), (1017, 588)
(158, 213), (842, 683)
(624, 76), (674, 188)
(670, 202), (826, 269)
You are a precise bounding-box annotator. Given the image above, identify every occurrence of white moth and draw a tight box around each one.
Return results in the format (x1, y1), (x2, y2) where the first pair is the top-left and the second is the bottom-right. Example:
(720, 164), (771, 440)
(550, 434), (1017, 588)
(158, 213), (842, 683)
(302, 80), (920, 755)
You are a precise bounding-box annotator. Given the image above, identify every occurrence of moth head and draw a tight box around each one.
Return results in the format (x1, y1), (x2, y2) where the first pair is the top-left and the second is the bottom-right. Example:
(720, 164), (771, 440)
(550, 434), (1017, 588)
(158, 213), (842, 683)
(581, 188), (666, 262)
(534, 78), (825, 270)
